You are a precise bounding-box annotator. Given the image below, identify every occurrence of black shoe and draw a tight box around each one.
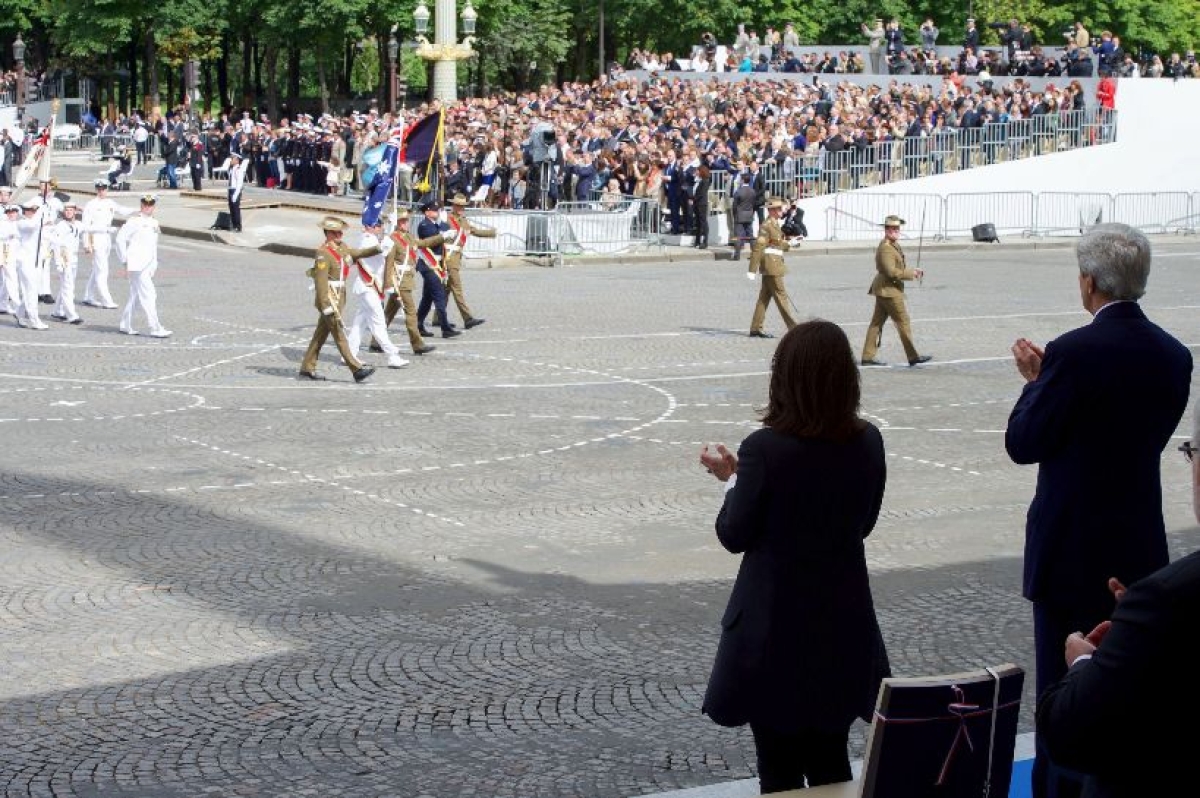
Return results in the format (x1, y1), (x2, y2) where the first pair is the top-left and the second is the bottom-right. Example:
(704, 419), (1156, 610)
(442, 328), (461, 339)
(298, 370), (327, 381)
(50, 313), (68, 321)
(368, 342), (384, 353)
(38, 294), (54, 304)
(418, 326), (432, 337)
(414, 345), (436, 355)
(69, 318), (85, 325)
(464, 318), (485, 329)
(749, 331), (775, 339)
(352, 366), (376, 383)
(908, 355), (933, 366)
(861, 359), (887, 367)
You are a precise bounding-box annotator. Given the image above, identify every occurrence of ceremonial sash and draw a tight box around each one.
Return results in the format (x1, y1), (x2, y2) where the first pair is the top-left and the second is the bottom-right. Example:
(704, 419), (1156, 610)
(416, 246), (444, 279)
(357, 261), (383, 298)
(447, 215), (469, 249)
(324, 242), (349, 280)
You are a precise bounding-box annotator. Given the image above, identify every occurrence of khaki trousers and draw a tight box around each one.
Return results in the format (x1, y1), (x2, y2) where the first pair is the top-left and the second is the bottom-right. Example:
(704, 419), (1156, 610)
(862, 295), (919, 362)
(301, 312), (362, 374)
(434, 266), (473, 325)
(750, 274), (797, 334)
(383, 290), (426, 352)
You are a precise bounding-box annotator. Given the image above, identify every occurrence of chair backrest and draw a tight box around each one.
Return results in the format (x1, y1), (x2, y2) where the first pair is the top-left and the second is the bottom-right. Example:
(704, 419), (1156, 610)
(861, 664), (1024, 798)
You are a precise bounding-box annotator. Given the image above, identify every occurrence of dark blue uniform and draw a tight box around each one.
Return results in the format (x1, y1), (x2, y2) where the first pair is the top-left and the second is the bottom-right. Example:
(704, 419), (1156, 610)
(415, 215), (454, 335)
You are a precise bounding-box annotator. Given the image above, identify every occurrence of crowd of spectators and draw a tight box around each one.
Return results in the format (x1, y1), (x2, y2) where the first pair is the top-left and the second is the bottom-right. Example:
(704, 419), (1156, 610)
(65, 64), (1111, 232)
(623, 18), (1200, 82)
(1, 69), (51, 105)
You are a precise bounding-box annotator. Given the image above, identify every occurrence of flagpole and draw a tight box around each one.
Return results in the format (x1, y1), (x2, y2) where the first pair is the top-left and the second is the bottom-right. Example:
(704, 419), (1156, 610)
(31, 100), (61, 288)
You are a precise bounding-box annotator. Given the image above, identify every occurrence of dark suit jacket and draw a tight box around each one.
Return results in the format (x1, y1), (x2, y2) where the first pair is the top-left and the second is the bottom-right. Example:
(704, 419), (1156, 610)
(703, 424), (891, 733)
(1006, 302), (1192, 610)
(1036, 550), (1200, 798)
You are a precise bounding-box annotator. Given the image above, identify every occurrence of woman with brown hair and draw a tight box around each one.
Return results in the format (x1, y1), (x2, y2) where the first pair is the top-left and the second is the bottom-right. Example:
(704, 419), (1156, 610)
(699, 320), (891, 794)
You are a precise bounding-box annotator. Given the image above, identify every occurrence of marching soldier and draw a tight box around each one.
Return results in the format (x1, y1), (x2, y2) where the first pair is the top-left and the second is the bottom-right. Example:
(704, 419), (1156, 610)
(116, 194), (172, 338)
(49, 201), (84, 324)
(439, 193), (495, 329)
(414, 201), (462, 339)
(81, 180), (135, 309)
(0, 203), (19, 316)
(344, 219), (409, 369)
(746, 197), (798, 339)
(14, 199), (51, 329)
(299, 216), (377, 383)
(378, 206), (444, 355)
(36, 179), (64, 304)
(860, 215), (932, 367)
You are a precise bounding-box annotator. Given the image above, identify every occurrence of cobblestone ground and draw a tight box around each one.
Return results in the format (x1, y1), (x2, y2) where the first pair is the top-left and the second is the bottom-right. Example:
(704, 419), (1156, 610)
(1, 239), (1197, 798)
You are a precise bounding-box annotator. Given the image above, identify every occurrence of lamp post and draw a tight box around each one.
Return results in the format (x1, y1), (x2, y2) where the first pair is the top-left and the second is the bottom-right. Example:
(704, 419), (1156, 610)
(13, 34), (26, 123)
(387, 31), (399, 112)
(412, 0), (477, 102)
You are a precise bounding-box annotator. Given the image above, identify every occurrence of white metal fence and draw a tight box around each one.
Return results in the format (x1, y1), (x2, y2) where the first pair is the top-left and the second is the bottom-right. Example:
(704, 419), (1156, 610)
(828, 191), (1200, 241)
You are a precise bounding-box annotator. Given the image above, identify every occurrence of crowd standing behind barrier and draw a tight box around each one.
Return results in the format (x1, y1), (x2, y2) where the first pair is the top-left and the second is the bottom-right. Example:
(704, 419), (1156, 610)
(651, 16), (1199, 80)
(12, 60), (1126, 249)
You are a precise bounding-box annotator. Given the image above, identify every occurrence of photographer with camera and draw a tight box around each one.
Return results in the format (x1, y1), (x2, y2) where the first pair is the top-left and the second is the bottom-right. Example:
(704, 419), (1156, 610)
(919, 19), (939, 51)
(989, 18), (1027, 64)
(1065, 21), (1090, 49)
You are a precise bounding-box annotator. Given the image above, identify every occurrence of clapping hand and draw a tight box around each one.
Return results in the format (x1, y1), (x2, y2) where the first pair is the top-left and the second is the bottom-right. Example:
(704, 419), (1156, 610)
(1011, 337), (1046, 382)
(699, 443), (738, 482)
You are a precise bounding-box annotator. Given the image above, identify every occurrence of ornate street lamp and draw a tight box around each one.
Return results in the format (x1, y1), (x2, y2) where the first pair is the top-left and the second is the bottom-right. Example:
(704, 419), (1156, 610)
(412, 0), (478, 102)
(13, 35), (26, 122)
(387, 30), (399, 112)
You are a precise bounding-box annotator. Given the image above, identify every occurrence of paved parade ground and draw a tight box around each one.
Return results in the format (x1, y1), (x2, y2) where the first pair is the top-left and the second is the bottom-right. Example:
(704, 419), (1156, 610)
(1, 238), (1197, 797)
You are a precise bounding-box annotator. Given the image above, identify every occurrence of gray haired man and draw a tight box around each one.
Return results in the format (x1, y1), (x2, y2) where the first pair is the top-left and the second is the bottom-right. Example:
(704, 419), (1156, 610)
(1007, 223), (1193, 798)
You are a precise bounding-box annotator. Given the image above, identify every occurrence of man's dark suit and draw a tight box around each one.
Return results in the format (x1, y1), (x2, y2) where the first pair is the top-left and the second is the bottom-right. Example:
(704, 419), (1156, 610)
(703, 424), (891, 735)
(1006, 301), (1191, 797)
(1036, 550), (1200, 798)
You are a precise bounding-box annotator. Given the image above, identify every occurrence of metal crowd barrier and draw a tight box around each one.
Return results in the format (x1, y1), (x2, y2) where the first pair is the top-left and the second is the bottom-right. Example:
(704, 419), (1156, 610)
(827, 193), (945, 240)
(942, 192), (1035, 239)
(450, 198), (663, 266)
(706, 109), (1116, 206)
(1111, 192), (1193, 234)
(828, 191), (1198, 241)
(1034, 192), (1113, 237)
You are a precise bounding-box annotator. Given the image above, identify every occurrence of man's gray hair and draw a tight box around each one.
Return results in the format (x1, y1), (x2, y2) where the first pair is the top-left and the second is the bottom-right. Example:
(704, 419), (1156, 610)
(1076, 223), (1151, 301)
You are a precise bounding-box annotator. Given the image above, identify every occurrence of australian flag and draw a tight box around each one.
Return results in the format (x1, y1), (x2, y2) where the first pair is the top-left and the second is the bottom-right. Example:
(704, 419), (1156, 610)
(360, 135), (399, 228)
(360, 111), (443, 227)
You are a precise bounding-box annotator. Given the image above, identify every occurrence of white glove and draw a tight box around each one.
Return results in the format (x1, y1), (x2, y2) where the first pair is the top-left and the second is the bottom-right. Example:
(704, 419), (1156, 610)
(441, 229), (457, 242)
(746, 272), (757, 281)
(322, 307), (335, 316)
(380, 238), (395, 255)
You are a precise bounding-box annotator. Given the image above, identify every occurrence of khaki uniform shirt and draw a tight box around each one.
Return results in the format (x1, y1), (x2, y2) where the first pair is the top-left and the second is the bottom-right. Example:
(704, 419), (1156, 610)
(748, 217), (790, 277)
(384, 229), (446, 293)
(443, 211), (497, 271)
(867, 238), (917, 297)
(310, 239), (380, 313)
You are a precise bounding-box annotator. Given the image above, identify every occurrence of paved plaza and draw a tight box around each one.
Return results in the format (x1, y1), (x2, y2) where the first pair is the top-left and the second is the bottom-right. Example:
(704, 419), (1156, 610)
(1, 237), (1197, 798)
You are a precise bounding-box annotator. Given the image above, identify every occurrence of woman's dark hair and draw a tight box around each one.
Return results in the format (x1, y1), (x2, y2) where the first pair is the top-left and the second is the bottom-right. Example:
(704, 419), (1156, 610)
(761, 320), (863, 441)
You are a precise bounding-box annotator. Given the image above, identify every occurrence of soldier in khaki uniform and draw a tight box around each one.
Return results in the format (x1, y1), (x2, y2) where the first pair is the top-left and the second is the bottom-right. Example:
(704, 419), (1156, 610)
(747, 197), (798, 339)
(379, 206), (445, 356)
(299, 216), (378, 383)
(860, 215), (932, 367)
(437, 193), (495, 329)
